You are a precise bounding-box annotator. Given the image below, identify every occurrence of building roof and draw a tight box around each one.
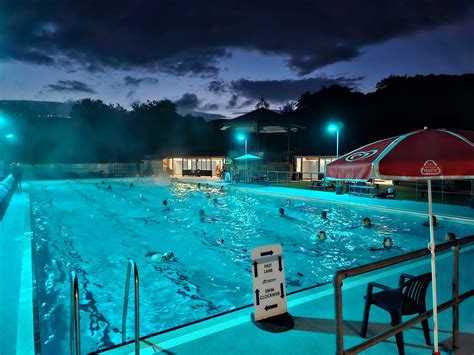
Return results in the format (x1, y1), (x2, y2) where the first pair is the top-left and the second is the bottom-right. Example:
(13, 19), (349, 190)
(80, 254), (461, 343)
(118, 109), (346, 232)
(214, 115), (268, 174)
(219, 108), (305, 133)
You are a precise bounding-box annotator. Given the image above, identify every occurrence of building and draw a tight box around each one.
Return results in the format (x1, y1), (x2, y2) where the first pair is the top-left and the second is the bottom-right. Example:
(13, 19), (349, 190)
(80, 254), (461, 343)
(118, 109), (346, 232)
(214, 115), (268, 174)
(219, 105), (305, 163)
(294, 155), (337, 180)
(163, 156), (227, 177)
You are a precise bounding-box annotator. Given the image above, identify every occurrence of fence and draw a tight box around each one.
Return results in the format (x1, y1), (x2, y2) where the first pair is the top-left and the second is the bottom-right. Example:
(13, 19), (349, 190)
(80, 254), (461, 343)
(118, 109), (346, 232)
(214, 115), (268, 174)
(235, 169), (322, 184)
(3, 161), (166, 180)
(234, 169), (474, 206)
(334, 235), (474, 354)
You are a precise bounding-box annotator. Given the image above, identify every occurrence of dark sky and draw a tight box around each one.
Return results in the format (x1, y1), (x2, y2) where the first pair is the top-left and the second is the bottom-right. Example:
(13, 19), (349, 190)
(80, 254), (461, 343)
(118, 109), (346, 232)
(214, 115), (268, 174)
(1, 1), (473, 117)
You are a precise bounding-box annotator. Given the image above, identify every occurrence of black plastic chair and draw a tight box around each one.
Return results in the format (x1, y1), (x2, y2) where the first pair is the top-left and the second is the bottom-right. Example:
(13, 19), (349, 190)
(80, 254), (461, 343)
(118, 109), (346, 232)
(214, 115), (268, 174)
(360, 272), (432, 355)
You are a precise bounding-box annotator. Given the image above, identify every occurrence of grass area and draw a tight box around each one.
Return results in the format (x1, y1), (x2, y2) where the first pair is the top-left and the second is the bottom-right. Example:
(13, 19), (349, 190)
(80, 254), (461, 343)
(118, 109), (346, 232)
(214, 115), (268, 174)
(268, 181), (473, 207)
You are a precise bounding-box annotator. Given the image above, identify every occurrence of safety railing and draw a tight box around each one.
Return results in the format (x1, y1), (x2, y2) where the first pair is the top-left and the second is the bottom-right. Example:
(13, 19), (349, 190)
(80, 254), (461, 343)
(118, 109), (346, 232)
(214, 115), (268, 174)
(413, 179), (473, 206)
(122, 260), (140, 354)
(334, 235), (474, 354)
(235, 169), (322, 184)
(70, 271), (81, 355)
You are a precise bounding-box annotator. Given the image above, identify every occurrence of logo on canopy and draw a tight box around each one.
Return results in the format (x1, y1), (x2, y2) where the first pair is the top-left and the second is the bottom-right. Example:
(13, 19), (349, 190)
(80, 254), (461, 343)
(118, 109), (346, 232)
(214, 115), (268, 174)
(421, 160), (441, 176)
(345, 149), (378, 162)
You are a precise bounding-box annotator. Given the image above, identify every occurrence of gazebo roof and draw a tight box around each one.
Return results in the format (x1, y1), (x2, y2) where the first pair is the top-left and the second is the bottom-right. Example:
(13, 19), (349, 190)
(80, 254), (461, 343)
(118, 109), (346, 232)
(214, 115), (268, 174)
(219, 108), (305, 133)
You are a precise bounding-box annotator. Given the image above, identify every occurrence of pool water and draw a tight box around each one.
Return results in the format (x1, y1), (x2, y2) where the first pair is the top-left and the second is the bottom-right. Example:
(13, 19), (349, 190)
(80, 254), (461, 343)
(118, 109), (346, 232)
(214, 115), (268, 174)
(30, 178), (473, 353)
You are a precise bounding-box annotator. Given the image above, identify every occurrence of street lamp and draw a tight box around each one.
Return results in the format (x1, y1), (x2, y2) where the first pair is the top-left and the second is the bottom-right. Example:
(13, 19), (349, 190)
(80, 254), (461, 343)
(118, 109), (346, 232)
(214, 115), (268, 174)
(236, 133), (248, 182)
(327, 123), (340, 158)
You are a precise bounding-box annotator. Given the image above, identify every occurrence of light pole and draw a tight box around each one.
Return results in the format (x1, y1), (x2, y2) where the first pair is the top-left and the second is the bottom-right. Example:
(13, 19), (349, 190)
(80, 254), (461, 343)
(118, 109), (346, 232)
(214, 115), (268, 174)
(237, 133), (248, 182)
(327, 124), (340, 158)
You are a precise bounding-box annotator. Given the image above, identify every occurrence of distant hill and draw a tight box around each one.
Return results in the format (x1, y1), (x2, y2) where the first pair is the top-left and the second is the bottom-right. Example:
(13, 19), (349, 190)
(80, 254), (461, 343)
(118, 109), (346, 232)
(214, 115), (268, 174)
(0, 100), (73, 118)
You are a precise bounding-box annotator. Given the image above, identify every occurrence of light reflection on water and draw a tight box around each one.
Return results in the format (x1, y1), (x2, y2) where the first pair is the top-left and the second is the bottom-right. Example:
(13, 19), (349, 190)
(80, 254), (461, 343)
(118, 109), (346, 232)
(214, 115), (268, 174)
(30, 179), (472, 354)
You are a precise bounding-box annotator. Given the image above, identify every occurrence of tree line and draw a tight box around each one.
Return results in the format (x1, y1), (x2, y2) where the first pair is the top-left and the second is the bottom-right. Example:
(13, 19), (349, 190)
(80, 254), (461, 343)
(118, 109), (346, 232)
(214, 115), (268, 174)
(1, 73), (473, 163)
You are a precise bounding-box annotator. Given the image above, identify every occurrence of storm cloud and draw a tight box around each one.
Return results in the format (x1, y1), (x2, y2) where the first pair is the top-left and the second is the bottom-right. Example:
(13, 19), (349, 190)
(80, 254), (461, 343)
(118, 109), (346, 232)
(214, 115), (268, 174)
(124, 76), (159, 87)
(174, 93), (200, 111)
(45, 80), (96, 93)
(230, 76), (364, 102)
(2, 1), (472, 76)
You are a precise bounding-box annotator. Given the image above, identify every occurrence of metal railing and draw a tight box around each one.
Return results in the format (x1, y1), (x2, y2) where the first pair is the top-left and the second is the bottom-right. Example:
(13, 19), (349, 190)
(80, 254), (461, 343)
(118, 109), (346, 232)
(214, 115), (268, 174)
(235, 169), (322, 184)
(334, 235), (474, 354)
(70, 271), (81, 355)
(122, 260), (140, 354)
(413, 179), (473, 206)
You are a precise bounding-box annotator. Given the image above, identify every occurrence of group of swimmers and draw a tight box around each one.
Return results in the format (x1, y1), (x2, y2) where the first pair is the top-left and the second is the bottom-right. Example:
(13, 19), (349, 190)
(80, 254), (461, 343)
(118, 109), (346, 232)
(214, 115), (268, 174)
(279, 205), (456, 252)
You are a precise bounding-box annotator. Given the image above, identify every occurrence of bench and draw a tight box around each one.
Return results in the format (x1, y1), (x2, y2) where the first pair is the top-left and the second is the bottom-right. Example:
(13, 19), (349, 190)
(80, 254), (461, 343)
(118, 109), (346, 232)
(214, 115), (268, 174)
(252, 175), (267, 183)
(348, 184), (378, 197)
(182, 169), (212, 177)
(309, 180), (335, 191)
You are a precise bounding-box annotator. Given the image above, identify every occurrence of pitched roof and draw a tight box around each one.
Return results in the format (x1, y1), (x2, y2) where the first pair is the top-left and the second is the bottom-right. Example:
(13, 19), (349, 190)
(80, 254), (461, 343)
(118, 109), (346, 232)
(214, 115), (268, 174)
(220, 108), (304, 133)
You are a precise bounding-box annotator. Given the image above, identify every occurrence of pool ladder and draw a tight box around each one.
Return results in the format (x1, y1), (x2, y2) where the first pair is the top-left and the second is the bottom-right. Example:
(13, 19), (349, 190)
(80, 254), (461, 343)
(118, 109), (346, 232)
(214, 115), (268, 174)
(70, 260), (141, 354)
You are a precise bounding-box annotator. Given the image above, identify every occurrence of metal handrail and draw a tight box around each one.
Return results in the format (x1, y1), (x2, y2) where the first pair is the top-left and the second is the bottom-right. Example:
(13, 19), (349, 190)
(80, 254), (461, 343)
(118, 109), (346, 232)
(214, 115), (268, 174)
(334, 235), (474, 354)
(70, 271), (81, 355)
(122, 260), (140, 354)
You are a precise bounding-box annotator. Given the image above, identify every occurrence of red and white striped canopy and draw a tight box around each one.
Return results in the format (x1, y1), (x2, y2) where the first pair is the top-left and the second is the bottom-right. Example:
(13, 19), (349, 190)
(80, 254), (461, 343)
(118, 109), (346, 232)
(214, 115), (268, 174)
(325, 129), (474, 181)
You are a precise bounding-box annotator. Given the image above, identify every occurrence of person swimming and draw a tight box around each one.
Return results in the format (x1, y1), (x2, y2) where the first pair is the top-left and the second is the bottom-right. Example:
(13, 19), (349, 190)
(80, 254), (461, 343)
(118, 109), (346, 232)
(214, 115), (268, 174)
(445, 232), (456, 242)
(129, 183), (134, 188)
(363, 217), (372, 228)
(423, 215), (438, 227)
(321, 211), (328, 219)
(279, 208), (285, 217)
(368, 237), (393, 251)
(287, 199), (292, 205)
(199, 209), (215, 222)
(162, 200), (170, 209)
(140, 194), (148, 201)
(317, 230), (327, 240)
(212, 198), (223, 206)
(197, 183), (202, 189)
(106, 185), (112, 190)
(145, 251), (175, 262)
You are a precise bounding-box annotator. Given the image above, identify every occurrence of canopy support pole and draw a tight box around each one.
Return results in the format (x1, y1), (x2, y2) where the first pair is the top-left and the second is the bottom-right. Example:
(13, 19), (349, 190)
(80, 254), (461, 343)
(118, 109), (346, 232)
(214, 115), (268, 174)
(428, 179), (440, 354)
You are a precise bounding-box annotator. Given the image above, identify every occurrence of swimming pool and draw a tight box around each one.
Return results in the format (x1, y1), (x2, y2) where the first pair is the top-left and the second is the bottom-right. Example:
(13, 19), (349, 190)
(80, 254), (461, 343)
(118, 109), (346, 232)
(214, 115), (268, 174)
(30, 178), (473, 353)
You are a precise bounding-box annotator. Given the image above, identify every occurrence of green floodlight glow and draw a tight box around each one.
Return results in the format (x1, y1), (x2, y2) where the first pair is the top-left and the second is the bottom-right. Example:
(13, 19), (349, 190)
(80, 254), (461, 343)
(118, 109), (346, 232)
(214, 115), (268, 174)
(327, 123), (339, 132)
(236, 133), (245, 141)
(6, 133), (14, 139)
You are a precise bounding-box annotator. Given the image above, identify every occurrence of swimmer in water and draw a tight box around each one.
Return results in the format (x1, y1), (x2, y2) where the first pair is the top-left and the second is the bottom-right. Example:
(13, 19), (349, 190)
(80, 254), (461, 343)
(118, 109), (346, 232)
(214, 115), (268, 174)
(279, 208), (285, 217)
(129, 183), (134, 188)
(317, 230), (327, 240)
(197, 183), (202, 189)
(162, 200), (170, 209)
(146, 251), (175, 262)
(321, 211), (327, 219)
(423, 215), (438, 227)
(363, 217), (372, 228)
(368, 237), (393, 251)
(287, 199), (292, 205)
(199, 209), (215, 222)
(445, 232), (456, 242)
(140, 194), (148, 201)
(106, 185), (112, 190)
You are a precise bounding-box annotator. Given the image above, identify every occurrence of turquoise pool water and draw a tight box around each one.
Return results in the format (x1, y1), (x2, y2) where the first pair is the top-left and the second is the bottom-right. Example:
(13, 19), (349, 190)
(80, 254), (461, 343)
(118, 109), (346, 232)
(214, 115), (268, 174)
(30, 178), (473, 353)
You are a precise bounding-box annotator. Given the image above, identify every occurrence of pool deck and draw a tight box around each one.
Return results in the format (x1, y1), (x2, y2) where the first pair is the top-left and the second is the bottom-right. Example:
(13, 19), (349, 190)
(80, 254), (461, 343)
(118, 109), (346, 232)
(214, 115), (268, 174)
(0, 186), (35, 355)
(102, 245), (474, 355)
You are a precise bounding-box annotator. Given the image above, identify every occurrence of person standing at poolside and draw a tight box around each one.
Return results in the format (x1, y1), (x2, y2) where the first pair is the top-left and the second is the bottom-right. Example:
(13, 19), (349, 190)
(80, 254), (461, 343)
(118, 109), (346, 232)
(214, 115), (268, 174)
(11, 163), (23, 190)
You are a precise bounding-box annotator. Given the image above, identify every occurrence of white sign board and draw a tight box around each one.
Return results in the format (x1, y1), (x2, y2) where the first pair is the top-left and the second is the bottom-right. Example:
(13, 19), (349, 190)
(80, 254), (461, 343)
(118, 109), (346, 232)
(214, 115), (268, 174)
(251, 244), (287, 321)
